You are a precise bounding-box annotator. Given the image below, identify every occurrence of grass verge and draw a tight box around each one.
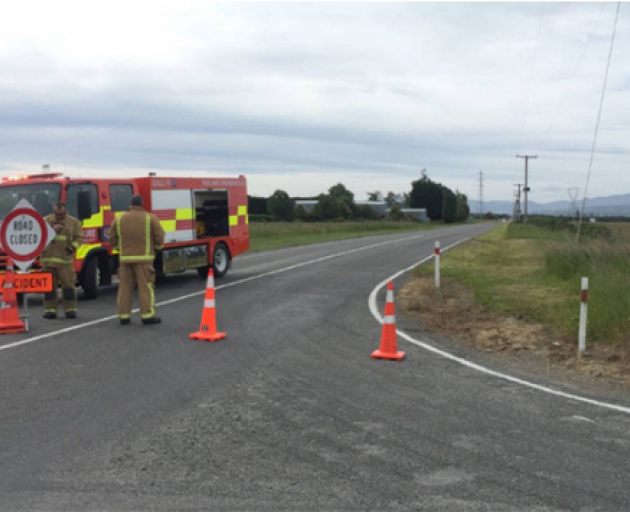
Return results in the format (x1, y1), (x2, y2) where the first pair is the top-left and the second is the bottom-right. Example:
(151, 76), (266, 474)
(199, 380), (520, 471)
(416, 223), (630, 345)
(405, 222), (630, 384)
(249, 221), (449, 252)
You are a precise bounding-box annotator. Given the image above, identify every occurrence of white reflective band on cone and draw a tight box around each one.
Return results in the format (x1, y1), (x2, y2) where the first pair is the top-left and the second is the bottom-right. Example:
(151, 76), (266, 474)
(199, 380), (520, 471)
(204, 299), (216, 308)
(386, 290), (394, 303)
(207, 277), (215, 289)
(383, 315), (396, 324)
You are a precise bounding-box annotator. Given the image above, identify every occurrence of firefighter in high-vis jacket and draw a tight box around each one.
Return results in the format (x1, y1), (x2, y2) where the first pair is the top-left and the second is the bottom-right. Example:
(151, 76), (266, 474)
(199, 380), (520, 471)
(109, 195), (165, 325)
(41, 202), (83, 319)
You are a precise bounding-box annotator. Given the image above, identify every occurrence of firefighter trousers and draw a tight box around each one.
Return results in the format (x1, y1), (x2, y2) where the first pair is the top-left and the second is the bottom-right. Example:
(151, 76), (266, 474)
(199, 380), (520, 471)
(43, 265), (77, 314)
(117, 263), (156, 321)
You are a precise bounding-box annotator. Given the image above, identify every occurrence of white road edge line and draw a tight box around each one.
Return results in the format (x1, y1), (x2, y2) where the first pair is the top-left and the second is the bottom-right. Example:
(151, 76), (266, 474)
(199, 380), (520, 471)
(368, 238), (630, 416)
(0, 232), (430, 353)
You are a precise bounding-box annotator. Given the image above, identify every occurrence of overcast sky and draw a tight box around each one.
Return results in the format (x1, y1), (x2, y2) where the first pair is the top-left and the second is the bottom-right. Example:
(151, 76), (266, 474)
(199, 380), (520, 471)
(0, 1), (627, 204)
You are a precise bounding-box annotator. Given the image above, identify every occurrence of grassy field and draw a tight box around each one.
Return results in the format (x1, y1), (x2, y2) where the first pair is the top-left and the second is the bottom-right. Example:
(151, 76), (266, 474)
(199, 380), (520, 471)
(417, 222), (630, 346)
(249, 221), (448, 252)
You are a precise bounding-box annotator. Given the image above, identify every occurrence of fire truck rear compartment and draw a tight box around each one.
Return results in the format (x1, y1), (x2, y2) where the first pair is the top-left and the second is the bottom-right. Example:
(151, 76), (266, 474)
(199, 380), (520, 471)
(158, 190), (230, 275)
(194, 190), (229, 238)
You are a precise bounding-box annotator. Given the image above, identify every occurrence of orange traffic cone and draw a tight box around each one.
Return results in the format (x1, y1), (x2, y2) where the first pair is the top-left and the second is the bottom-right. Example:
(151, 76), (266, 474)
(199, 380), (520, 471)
(371, 280), (405, 360)
(0, 259), (26, 335)
(190, 268), (226, 342)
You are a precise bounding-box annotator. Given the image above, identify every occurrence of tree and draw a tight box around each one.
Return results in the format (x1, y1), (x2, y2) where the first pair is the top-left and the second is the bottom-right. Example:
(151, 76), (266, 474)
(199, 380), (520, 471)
(387, 205), (406, 221)
(314, 194), (352, 221)
(248, 195), (268, 215)
(294, 204), (307, 221)
(267, 189), (295, 221)
(409, 176), (443, 220)
(455, 191), (470, 223)
(328, 183), (356, 219)
(385, 191), (398, 208)
(367, 191), (382, 201)
(442, 187), (458, 224)
(356, 204), (380, 220)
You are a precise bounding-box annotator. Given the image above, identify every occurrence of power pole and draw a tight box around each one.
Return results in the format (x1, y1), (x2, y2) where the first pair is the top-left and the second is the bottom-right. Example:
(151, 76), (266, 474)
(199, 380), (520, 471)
(478, 170), (484, 219)
(516, 154), (537, 223)
(567, 187), (580, 219)
(513, 184), (522, 221)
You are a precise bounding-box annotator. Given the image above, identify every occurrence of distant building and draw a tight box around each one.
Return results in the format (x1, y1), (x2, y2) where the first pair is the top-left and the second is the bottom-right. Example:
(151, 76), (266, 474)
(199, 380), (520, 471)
(400, 208), (429, 223)
(295, 199), (429, 222)
(296, 199), (389, 217)
(295, 200), (318, 212)
(355, 200), (389, 217)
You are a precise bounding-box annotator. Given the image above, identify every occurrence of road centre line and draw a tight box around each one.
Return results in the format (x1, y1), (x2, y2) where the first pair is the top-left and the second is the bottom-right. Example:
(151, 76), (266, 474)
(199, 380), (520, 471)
(368, 239), (630, 416)
(0, 232), (430, 353)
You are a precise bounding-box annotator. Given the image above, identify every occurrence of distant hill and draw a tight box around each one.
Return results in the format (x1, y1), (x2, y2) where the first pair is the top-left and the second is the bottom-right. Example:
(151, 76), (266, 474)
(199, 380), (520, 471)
(469, 193), (630, 217)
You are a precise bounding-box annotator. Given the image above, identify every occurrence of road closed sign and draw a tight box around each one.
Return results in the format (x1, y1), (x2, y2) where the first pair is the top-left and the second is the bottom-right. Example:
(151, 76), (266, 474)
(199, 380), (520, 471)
(0, 199), (56, 271)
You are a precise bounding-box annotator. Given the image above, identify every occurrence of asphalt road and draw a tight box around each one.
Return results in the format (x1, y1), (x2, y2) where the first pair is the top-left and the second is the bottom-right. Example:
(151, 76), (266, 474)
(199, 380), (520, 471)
(2, 223), (630, 511)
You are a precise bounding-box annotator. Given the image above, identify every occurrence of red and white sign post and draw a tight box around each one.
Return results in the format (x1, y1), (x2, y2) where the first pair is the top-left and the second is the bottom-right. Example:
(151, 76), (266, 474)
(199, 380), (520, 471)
(0, 199), (55, 271)
(434, 241), (441, 289)
(578, 277), (589, 357)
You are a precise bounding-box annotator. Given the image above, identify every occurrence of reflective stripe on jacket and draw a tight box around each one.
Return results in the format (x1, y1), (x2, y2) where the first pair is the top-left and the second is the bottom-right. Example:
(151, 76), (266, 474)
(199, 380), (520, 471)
(109, 206), (165, 265)
(41, 213), (83, 267)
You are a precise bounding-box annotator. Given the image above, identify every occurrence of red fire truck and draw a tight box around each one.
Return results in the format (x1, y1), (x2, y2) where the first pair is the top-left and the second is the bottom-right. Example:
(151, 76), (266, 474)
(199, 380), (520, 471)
(0, 173), (250, 298)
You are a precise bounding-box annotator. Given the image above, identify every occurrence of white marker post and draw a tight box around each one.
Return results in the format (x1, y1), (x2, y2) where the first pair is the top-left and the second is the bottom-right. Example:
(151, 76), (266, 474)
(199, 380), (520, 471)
(434, 241), (440, 289)
(578, 277), (588, 357)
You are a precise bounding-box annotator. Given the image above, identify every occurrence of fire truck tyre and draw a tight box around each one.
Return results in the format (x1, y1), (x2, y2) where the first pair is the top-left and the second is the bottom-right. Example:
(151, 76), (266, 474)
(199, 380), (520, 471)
(82, 256), (98, 300)
(212, 243), (230, 278)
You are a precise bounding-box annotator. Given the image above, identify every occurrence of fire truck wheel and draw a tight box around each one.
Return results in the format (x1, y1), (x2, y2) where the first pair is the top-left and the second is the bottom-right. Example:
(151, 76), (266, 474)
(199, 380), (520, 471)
(212, 243), (230, 278)
(82, 256), (98, 300)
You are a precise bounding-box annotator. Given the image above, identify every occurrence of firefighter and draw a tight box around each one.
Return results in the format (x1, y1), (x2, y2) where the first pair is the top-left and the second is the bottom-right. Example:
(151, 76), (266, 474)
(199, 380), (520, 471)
(41, 202), (83, 319)
(109, 195), (165, 325)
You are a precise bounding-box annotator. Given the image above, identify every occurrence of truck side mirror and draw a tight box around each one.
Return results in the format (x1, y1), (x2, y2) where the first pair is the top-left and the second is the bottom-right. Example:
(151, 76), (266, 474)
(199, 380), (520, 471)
(77, 190), (93, 221)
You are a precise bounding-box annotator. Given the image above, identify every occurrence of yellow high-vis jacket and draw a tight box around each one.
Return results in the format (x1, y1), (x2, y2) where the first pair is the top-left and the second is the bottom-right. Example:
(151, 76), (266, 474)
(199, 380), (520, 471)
(41, 213), (83, 267)
(109, 206), (165, 265)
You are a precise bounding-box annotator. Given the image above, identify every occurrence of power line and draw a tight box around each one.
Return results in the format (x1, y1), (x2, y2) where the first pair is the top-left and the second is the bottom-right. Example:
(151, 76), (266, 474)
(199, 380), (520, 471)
(545, 2), (606, 139)
(516, 2), (547, 153)
(577, 1), (621, 242)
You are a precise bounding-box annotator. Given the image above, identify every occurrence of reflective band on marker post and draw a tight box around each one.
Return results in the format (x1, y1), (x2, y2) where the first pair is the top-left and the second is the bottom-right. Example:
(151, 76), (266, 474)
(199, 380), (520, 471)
(204, 299), (216, 308)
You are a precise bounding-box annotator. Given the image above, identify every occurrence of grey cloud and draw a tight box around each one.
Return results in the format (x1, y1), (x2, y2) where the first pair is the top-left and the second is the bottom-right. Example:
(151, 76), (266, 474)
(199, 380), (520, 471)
(0, 2), (629, 202)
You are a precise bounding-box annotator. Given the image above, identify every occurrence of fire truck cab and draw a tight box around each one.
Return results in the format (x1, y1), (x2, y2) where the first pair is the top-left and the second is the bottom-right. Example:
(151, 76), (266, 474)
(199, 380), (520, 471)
(0, 173), (250, 299)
